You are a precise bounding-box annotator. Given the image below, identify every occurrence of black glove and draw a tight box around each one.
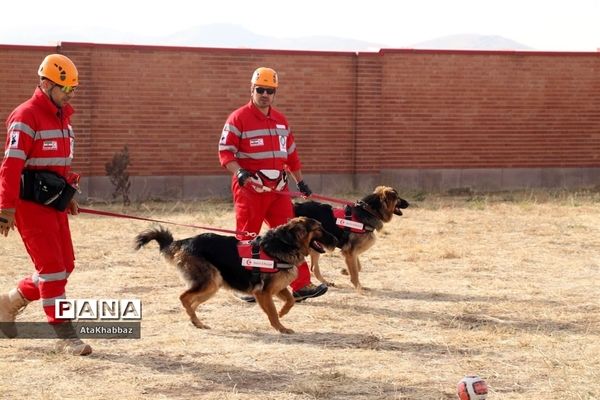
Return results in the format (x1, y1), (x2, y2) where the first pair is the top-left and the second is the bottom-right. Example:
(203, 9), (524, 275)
(297, 180), (312, 197)
(236, 168), (256, 187)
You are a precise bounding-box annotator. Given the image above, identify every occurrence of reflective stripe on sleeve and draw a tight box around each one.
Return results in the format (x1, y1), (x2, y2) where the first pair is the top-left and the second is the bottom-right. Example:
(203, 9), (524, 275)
(223, 124), (242, 138)
(8, 122), (35, 138)
(4, 149), (26, 160)
(218, 144), (238, 153)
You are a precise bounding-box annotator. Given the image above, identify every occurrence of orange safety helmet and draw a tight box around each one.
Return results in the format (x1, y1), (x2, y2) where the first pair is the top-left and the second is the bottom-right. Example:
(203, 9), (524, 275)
(38, 54), (79, 87)
(251, 67), (278, 88)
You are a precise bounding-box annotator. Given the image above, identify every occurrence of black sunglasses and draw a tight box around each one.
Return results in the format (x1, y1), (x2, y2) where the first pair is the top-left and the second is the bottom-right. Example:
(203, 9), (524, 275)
(255, 87), (275, 95)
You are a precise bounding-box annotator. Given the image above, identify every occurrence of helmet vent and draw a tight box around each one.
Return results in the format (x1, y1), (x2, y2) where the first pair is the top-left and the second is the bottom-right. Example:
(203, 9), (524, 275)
(54, 63), (67, 81)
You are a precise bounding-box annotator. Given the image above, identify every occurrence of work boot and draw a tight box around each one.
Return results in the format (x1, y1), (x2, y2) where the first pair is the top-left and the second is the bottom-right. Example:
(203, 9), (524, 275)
(53, 322), (93, 356)
(292, 283), (328, 301)
(0, 288), (29, 338)
(236, 293), (256, 303)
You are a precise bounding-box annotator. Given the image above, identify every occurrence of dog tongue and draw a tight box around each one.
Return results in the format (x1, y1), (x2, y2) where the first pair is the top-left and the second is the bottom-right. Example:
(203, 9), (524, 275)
(311, 240), (325, 252)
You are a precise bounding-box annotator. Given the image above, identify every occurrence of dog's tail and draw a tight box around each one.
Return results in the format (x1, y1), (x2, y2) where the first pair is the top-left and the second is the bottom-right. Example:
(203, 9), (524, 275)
(134, 226), (174, 252)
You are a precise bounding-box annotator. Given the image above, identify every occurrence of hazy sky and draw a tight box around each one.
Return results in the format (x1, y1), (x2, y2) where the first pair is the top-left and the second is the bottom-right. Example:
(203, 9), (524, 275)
(2, 0), (599, 51)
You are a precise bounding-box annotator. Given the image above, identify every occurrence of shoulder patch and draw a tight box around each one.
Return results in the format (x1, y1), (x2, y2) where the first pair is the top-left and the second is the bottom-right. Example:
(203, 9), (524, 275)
(9, 132), (19, 148)
(279, 136), (287, 152)
(219, 130), (229, 144)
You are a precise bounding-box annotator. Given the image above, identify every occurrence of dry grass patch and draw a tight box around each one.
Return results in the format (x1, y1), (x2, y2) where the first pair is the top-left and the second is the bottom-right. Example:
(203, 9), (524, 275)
(1, 190), (599, 399)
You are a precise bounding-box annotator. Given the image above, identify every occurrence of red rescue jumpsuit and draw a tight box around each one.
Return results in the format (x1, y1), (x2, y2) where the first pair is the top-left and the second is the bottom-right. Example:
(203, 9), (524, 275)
(218, 101), (310, 291)
(0, 88), (76, 324)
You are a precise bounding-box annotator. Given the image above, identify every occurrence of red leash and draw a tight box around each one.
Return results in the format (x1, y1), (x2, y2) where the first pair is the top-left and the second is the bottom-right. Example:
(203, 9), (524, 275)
(78, 207), (255, 237)
(249, 183), (355, 206)
(77, 183), (354, 236)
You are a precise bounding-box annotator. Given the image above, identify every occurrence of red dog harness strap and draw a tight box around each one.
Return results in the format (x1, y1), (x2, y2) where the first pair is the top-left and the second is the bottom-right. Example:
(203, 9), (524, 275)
(334, 206), (368, 233)
(237, 241), (293, 273)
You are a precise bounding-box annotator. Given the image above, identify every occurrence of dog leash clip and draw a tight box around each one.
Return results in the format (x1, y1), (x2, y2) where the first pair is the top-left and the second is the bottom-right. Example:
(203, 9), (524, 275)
(242, 231), (258, 238)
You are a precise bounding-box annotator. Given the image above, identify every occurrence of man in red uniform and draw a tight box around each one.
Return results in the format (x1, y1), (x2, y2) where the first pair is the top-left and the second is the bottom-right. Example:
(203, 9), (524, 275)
(219, 67), (328, 302)
(0, 54), (91, 355)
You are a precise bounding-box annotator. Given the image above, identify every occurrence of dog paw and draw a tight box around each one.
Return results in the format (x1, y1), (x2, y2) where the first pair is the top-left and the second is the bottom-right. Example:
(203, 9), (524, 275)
(192, 321), (210, 329)
(278, 327), (295, 334)
(355, 285), (370, 295)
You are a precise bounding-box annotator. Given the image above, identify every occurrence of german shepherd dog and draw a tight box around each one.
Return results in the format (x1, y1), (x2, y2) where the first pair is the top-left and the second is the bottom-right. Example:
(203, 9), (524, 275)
(294, 186), (409, 292)
(134, 217), (336, 334)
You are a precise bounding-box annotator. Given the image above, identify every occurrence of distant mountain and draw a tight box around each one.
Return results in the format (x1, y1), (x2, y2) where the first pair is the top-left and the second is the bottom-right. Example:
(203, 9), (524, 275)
(162, 24), (383, 51)
(412, 34), (531, 50)
(0, 24), (531, 51)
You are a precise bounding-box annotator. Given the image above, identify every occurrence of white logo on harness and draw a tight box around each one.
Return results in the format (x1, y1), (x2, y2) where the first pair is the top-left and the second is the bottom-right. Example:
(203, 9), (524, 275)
(9, 132), (19, 148)
(336, 218), (364, 230)
(241, 258), (276, 269)
(250, 138), (264, 147)
(43, 140), (58, 151)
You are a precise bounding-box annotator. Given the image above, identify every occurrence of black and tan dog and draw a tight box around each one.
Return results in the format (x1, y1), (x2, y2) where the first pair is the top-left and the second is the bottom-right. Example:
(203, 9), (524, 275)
(134, 217), (336, 334)
(294, 186), (409, 292)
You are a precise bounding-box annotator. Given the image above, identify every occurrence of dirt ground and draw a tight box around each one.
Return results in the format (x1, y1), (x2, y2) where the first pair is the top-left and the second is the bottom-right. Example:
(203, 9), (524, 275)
(0, 191), (599, 400)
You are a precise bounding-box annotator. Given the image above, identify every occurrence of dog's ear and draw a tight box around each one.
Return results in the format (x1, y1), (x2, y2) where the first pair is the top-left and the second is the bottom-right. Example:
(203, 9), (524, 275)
(384, 188), (398, 205)
(291, 219), (309, 242)
(275, 217), (309, 248)
(372, 186), (396, 207)
(276, 224), (299, 248)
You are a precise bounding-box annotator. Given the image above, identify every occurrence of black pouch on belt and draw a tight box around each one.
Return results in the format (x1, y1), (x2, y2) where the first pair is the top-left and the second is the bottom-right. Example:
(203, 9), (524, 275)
(20, 170), (77, 211)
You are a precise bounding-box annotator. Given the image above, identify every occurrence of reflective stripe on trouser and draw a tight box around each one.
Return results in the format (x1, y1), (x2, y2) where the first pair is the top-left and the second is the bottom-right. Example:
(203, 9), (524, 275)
(232, 179), (310, 291)
(15, 200), (75, 324)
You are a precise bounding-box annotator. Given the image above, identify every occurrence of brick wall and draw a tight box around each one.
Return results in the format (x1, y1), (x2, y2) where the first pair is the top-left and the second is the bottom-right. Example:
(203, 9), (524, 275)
(1, 43), (599, 198)
(380, 50), (600, 168)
